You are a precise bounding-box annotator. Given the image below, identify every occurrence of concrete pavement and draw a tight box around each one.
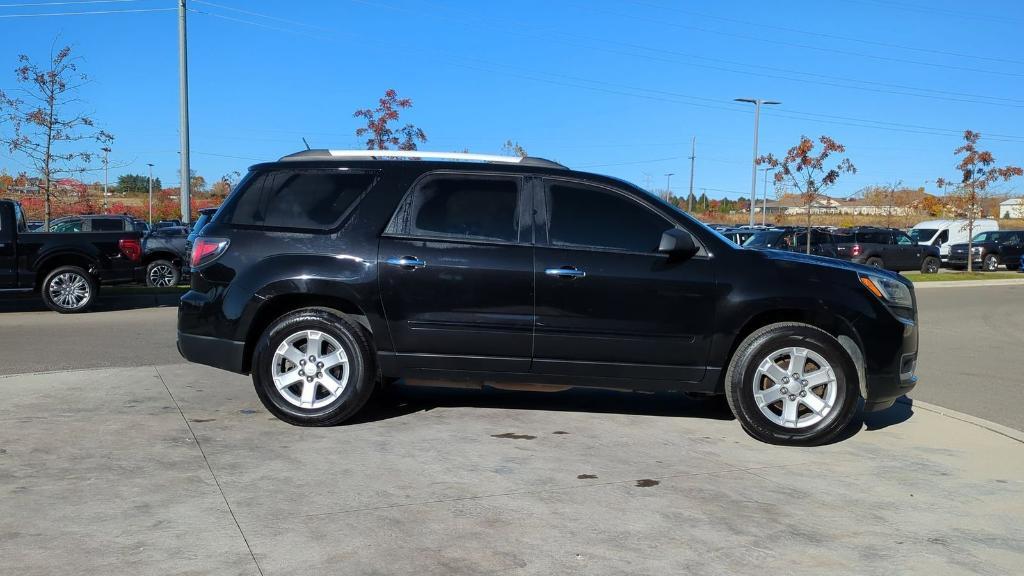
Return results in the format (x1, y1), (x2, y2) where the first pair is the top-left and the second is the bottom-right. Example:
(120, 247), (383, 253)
(2, 364), (1022, 575)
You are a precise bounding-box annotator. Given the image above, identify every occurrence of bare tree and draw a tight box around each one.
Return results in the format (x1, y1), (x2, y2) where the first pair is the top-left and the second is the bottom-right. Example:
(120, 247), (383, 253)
(758, 135), (856, 254)
(501, 139), (528, 158)
(936, 131), (1022, 272)
(0, 44), (113, 229)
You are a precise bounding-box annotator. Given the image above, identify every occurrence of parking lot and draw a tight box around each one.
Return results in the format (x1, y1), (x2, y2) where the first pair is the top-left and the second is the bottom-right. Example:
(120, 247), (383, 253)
(1, 282), (1022, 575)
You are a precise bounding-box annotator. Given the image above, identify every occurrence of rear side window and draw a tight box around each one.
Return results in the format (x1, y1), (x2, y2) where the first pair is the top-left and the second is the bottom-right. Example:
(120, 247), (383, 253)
(856, 230), (892, 244)
(389, 176), (520, 243)
(220, 170), (376, 230)
(545, 182), (672, 253)
(91, 218), (124, 232)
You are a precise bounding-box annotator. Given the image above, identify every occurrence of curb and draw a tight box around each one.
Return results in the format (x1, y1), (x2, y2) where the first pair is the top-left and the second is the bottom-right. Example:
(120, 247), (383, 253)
(899, 397), (1024, 444)
(912, 278), (1024, 289)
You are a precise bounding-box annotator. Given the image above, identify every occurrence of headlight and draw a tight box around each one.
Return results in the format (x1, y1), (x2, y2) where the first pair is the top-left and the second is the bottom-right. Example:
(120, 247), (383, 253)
(859, 273), (914, 309)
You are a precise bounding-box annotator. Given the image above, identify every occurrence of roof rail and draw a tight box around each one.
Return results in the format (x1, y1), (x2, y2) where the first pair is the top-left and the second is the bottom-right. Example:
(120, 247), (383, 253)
(278, 149), (567, 169)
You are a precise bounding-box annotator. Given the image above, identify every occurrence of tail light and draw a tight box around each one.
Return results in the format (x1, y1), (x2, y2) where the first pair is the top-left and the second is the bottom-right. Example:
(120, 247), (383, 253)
(190, 237), (230, 268)
(118, 238), (142, 263)
(851, 244), (862, 257)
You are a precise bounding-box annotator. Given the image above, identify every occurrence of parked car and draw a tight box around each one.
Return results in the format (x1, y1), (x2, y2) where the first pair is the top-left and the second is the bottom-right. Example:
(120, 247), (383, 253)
(185, 207), (219, 255)
(48, 214), (149, 233)
(0, 200), (142, 312)
(947, 230), (1024, 271)
(910, 219), (999, 263)
(718, 227), (759, 246)
(155, 219), (184, 230)
(742, 227), (841, 257)
(176, 150), (919, 446)
(832, 227), (941, 273)
(142, 226), (190, 287)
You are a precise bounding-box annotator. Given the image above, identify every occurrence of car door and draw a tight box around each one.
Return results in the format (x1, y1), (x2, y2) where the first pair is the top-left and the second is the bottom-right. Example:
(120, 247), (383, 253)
(893, 231), (923, 270)
(532, 178), (715, 384)
(378, 172), (534, 373)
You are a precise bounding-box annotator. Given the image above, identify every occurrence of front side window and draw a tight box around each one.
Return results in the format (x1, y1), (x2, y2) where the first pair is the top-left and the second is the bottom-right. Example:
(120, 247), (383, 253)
(545, 182), (671, 253)
(896, 232), (914, 245)
(393, 176), (520, 243)
(51, 219), (83, 233)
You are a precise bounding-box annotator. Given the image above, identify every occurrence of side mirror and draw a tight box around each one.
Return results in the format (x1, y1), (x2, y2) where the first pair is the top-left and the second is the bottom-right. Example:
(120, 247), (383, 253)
(658, 228), (698, 257)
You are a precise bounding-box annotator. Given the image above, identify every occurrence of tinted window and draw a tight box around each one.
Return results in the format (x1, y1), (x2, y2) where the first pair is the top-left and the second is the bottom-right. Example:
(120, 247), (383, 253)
(51, 219), (83, 232)
(220, 172), (271, 226)
(91, 218), (125, 232)
(391, 177), (518, 242)
(856, 230), (892, 244)
(743, 230), (786, 248)
(262, 171), (376, 229)
(547, 182), (670, 252)
(793, 230), (835, 248)
(909, 228), (937, 243)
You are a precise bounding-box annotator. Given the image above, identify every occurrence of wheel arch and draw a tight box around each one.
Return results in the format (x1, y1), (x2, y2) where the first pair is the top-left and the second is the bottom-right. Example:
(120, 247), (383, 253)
(716, 307), (866, 397)
(143, 250), (183, 266)
(34, 251), (98, 289)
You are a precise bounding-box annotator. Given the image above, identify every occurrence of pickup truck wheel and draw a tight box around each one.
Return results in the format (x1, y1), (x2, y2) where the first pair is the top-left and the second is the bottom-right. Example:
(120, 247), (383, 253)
(983, 254), (999, 271)
(146, 260), (180, 287)
(866, 257), (884, 269)
(41, 265), (97, 313)
(252, 308), (375, 426)
(920, 256), (940, 274)
(724, 323), (859, 446)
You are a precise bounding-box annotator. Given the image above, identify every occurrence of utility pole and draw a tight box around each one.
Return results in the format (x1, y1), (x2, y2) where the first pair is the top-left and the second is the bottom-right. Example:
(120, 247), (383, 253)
(101, 146), (111, 213)
(761, 167), (773, 226)
(687, 136), (696, 212)
(735, 98), (781, 227)
(178, 0), (192, 224)
(147, 163), (155, 226)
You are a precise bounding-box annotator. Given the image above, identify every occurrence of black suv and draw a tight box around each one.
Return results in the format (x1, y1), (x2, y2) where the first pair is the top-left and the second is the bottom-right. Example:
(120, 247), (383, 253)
(833, 227), (941, 273)
(177, 150), (919, 445)
(947, 230), (1024, 271)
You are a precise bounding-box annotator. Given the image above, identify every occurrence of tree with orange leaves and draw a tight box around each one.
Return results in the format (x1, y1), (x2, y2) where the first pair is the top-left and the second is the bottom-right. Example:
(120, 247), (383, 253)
(353, 89), (427, 151)
(757, 135), (856, 254)
(936, 131), (1022, 272)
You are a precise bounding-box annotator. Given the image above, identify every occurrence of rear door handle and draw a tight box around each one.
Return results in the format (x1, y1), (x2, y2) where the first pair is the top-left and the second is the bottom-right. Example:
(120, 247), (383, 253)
(545, 266), (585, 279)
(386, 256), (426, 269)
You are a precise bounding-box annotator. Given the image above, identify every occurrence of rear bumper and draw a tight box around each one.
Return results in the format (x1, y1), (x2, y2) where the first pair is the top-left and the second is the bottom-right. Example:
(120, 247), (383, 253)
(177, 331), (247, 374)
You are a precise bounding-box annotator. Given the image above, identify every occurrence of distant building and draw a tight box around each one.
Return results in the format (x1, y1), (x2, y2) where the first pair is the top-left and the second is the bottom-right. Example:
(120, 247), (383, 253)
(999, 198), (1024, 219)
(7, 177), (87, 199)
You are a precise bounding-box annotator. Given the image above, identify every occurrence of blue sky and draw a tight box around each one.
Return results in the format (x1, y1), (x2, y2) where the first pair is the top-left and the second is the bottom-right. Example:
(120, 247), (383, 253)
(1, 0), (1022, 201)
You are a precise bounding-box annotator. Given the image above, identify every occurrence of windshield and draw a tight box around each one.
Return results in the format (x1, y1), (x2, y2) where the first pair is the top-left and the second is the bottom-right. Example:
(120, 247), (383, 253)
(743, 230), (783, 248)
(909, 228), (937, 243)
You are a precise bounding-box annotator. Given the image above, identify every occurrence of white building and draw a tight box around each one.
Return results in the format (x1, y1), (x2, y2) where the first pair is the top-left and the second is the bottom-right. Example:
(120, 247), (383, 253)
(999, 198), (1024, 219)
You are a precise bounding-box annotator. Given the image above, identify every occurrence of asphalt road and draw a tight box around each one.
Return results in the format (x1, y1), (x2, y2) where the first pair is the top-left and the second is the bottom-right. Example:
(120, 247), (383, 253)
(0, 284), (1020, 430)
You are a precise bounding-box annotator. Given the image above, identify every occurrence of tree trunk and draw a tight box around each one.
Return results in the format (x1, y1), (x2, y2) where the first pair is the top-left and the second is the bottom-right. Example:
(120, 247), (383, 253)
(805, 201), (812, 254)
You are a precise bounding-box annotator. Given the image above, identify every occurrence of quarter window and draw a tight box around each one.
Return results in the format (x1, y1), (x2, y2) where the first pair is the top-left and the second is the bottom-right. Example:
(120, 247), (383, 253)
(220, 170), (376, 230)
(395, 176), (520, 242)
(546, 182), (671, 253)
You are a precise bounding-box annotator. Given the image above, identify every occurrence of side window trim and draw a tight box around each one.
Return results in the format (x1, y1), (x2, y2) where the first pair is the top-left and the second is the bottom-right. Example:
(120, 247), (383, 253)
(382, 171), (528, 246)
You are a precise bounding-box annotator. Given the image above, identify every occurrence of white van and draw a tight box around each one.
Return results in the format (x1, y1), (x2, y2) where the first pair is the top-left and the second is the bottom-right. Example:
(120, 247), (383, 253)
(910, 219), (999, 261)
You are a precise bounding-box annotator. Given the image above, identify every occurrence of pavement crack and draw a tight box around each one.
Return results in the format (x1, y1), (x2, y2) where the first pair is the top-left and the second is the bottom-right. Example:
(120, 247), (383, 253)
(155, 366), (265, 576)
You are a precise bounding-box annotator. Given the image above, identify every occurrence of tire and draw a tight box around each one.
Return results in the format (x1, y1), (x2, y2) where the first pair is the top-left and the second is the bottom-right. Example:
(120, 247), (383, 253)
(251, 308), (375, 426)
(920, 256), (940, 274)
(865, 257), (884, 269)
(983, 254), (999, 272)
(724, 322), (860, 446)
(146, 259), (181, 288)
(41, 265), (97, 313)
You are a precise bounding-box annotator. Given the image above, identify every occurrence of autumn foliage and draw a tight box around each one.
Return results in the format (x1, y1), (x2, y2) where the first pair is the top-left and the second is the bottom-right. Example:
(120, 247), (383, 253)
(353, 89), (427, 151)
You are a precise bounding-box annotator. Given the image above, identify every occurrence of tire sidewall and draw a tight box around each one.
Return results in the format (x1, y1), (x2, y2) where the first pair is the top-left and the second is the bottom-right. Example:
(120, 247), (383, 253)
(252, 309), (373, 425)
(41, 266), (96, 313)
(867, 257), (884, 269)
(727, 325), (858, 445)
(921, 256), (939, 274)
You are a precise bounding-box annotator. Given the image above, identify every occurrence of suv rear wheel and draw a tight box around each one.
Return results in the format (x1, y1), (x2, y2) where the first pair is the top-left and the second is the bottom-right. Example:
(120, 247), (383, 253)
(252, 308), (375, 426)
(724, 322), (859, 445)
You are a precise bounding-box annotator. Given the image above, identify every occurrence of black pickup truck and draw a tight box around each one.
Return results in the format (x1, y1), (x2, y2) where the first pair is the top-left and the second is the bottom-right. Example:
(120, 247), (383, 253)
(0, 200), (143, 312)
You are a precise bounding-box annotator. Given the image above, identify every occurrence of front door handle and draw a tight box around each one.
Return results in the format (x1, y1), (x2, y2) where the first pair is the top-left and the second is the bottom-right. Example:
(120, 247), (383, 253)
(545, 266), (585, 279)
(386, 256), (426, 269)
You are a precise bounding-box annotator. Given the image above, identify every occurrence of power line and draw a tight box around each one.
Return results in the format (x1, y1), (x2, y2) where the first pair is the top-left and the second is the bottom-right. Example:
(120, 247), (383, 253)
(0, 6), (172, 17)
(191, 0), (332, 32)
(0, 0), (139, 7)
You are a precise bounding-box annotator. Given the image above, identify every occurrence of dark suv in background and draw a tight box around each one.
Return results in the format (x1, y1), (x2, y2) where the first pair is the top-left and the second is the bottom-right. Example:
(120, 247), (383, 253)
(833, 227), (941, 273)
(947, 230), (1024, 271)
(177, 150), (919, 445)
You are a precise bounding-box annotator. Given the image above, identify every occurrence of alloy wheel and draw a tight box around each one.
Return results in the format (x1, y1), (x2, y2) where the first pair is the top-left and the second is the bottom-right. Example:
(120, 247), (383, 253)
(752, 347), (838, 429)
(48, 272), (91, 310)
(148, 264), (177, 287)
(271, 330), (350, 409)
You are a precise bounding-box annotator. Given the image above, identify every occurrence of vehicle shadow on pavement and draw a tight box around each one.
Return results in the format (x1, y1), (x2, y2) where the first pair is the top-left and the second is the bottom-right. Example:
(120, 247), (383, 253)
(350, 383), (737, 425)
(0, 290), (183, 313)
(829, 396), (915, 444)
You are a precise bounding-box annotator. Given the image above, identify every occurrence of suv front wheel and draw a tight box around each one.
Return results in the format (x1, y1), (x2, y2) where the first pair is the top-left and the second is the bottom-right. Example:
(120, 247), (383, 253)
(724, 322), (859, 445)
(252, 308), (375, 426)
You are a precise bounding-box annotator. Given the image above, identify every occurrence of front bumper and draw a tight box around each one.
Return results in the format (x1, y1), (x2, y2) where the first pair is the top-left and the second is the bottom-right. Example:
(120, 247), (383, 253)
(861, 318), (918, 412)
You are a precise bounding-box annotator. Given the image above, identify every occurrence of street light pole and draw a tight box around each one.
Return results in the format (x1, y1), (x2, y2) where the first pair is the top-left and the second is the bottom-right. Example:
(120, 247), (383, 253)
(735, 98), (780, 227)
(178, 0), (192, 224)
(687, 136), (696, 212)
(147, 163), (155, 226)
(101, 146), (111, 213)
(664, 173), (674, 199)
(761, 167), (773, 226)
